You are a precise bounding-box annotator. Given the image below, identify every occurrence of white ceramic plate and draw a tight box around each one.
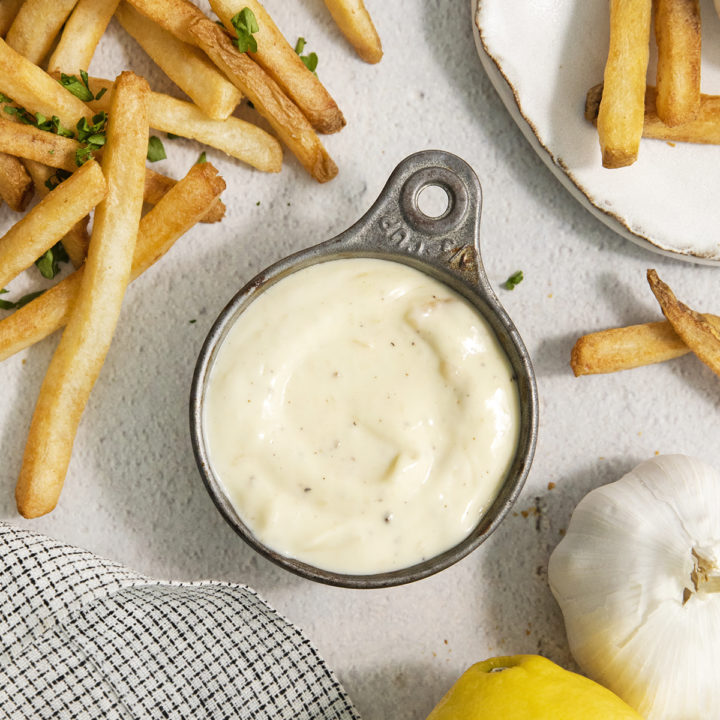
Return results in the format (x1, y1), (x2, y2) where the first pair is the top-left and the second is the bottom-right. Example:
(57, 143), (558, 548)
(473, 0), (720, 265)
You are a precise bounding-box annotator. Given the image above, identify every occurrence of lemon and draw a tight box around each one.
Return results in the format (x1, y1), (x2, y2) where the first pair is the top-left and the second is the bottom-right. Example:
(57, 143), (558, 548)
(426, 655), (643, 720)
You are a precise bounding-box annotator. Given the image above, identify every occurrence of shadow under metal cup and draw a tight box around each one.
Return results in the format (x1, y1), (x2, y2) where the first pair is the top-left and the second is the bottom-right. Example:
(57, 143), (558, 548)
(190, 150), (539, 589)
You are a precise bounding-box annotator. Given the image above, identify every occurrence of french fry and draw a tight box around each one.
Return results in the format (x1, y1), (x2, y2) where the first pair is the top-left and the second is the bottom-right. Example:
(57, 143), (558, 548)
(210, 0), (346, 134)
(0, 120), (223, 223)
(47, 0), (121, 74)
(144, 168), (225, 223)
(647, 269), (720, 378)
(0, 162), (225, 363)
(16, 71), (149, 519)
(571, 315), (720, 376)
(87, 76), (281, 172)
(597, 0), (652, 168)
(323, 0), (382, 64)
(5, 0), (79, 65)
(0, 0), (24, 38)
(0, 38), (93, 129)
(587, 84), (720, 145)
(0, 159), (104, 289)
(116, 2), (242, 121)
(23, 158), (89, 267)
(189, 18), (338, 182)
(0, 116), (79, 171)
(654, 0), (701, 126)
(0, 152), (33, 211)
(125, 0), (337, 182)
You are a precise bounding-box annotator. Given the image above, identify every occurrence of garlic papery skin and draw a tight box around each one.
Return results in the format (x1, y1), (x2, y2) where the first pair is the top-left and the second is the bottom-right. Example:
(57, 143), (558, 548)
(548, 454), (720, 720)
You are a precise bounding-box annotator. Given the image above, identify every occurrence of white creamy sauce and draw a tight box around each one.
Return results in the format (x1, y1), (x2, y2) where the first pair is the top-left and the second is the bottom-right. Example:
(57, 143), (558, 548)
(204, 258), (520, 574)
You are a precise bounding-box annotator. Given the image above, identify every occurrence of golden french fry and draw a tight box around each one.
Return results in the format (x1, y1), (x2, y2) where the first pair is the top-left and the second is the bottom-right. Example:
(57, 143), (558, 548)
(116, 2), (241, 120)
(87, 76), (282, 172)
(647, 269), (720, 378)
(125, 0), (199, 45)
(0, 0), (24, 37)
(586, 84), (720, 145)
(0, 38), (93, 129)
(323, 0), (382, 64)
(189, 17), (337, 182)
(47, 0), (121, 74)
(0, 152), (33, 211)
(597, 0), (652, 168)
(125, 0), (337, 182)
(0, 162), (226, 363)
(0, 116), (79, 170)
(144, 167), (225, 223)
(23, 158), (89, 267)
(5, 0), (79, 65)
(0, 159), (104, 289)
(211, 0), (345, 134)
(654, 0), (701, 126)
(571, 315), (720, 376)
(0, 122), (218, 224)
(16, 71), (149, 519)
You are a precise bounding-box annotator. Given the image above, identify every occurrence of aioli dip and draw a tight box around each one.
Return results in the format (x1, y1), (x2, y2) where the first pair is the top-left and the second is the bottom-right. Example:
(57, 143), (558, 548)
(204, 258), (520, 574)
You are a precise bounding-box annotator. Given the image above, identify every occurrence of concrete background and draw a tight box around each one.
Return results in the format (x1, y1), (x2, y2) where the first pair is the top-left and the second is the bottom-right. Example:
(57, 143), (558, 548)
(1, 2), (719, 718)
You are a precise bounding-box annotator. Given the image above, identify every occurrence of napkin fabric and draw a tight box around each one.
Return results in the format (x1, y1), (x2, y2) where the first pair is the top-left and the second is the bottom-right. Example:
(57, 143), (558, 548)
(0, 523), (360, 720)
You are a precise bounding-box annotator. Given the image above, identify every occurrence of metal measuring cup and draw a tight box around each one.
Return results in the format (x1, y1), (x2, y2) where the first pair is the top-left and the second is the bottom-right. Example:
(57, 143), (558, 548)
(190, 150), (539, 588)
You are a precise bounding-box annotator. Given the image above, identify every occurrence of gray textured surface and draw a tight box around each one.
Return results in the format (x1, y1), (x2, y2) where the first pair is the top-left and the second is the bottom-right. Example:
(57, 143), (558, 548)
(1, 2), (719, 719)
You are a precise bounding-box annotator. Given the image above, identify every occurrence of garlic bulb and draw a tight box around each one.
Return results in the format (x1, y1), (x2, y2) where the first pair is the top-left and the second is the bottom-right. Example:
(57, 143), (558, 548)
(548, 454), (720, 720)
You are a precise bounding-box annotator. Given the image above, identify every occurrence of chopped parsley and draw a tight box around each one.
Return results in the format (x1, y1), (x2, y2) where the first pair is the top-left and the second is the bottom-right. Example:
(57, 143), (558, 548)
(166, 132), (181, 139)
(294, 37), (318, 73)
(45, 169), (71, 192)
(59, 71), (107, 102)
(75, 112), (107, 166)
(197, 151), (207, 164)
(231, 8), (259, 53)
(3, 104), (73, 137)
(0, 289), (45, 311)
(147, 135), (166, 162)
(503, 270), (524, 291)
(35, 242), (69, 279)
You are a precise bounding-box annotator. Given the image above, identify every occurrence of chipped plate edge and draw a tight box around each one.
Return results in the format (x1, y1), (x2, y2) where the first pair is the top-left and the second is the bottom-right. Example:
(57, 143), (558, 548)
(472, 0), (720, 267)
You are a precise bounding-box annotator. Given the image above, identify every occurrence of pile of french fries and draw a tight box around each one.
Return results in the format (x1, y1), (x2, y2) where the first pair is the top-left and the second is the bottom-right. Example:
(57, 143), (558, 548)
(0, 0), (382, 518)
(590, 0), (718, 168)
(571, 270), (720, 378)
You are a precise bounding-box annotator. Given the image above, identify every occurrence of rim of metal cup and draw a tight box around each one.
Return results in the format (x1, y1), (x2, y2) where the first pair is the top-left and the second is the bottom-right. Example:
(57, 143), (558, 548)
(190, 150), (539, 589)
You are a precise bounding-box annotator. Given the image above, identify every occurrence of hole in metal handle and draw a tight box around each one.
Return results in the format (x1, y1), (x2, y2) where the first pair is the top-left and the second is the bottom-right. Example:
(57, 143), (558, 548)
(400, 166), (470, 236)
(417, 184), (450, 218)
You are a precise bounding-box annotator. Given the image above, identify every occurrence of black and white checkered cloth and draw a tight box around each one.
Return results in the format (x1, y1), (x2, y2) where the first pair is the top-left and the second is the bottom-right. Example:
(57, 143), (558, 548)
(0, 523), (360, 720)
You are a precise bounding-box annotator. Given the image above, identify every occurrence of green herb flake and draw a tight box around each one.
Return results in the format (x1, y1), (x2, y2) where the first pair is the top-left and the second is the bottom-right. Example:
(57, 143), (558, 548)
(295, 36), (318, 73)
(231, 7), (259, 54)
(197, 151), (207, 164)
(75, 145), (94, 166)
(189, 319), (197, 324)
(45, 169), (71, 192)
(75, 112), (107, 165)
(60, 72), (94, 102)
(147, 135), (167, 162)
(35, 243), (69, 280)
(166, 132), (181, 139)
(503, 270), (524, 291)
(256, 201), (260, 206)
(0, 289), (45, 311)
